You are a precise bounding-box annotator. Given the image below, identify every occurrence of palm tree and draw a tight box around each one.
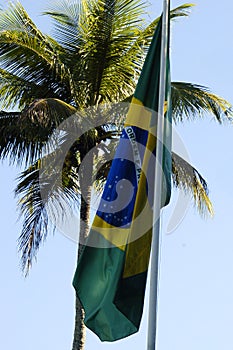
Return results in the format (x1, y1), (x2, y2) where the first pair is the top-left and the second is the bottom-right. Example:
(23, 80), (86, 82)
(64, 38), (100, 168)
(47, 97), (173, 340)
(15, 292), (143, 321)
(0, 1), (232, 349)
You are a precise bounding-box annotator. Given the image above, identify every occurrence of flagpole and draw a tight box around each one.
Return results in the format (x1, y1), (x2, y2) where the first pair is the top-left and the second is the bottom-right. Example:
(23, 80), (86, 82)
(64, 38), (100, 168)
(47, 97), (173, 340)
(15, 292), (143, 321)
(147, 1), (170, 350)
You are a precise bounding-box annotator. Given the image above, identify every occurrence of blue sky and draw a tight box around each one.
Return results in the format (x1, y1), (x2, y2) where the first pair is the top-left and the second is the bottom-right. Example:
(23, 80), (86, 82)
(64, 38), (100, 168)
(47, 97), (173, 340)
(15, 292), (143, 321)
(1, 1), (233, 350)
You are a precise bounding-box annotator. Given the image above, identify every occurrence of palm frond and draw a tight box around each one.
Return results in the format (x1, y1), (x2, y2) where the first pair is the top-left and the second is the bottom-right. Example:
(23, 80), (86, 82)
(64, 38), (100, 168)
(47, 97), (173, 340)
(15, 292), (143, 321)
(0, 111), (30, 165)
(16, 154), (80, 274)
(172, 152), (214, 217)
(43, 0), (92, 106)
(16, 160), (51, 273)
(0, 68), (51, 109)
(0, 2), (74, 106)
(74, 0), (147, 104)
(121, 81), (233, 123)
(170, 3), (194, 19)
(171, 82), (233, 123)
(21, 97), (77, 128)
(44, 0), (82, 52)
(132, 3), (194, 47)
(0, 98), (76, 166)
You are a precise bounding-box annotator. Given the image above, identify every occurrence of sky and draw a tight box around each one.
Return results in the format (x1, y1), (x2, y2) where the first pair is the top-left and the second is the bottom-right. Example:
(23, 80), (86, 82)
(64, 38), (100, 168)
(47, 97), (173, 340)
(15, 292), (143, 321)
(1, 1), (233, 350)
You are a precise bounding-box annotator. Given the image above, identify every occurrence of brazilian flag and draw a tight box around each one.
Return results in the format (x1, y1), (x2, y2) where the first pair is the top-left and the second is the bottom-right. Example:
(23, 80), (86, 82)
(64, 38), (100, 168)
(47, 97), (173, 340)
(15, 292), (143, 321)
(72, 14), (172, 342)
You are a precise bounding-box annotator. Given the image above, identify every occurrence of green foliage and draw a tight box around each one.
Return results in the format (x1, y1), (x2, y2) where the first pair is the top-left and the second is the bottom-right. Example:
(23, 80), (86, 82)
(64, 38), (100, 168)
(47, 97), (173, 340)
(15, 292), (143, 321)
(172, 152), (214, 217)
(0, 99), (76, 166)
(172, 82), (232, 123)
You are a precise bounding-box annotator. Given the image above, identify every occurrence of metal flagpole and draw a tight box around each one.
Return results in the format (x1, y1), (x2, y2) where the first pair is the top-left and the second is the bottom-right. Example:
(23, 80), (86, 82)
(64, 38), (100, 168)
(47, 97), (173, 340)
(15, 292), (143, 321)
(147, 1), (170, 350)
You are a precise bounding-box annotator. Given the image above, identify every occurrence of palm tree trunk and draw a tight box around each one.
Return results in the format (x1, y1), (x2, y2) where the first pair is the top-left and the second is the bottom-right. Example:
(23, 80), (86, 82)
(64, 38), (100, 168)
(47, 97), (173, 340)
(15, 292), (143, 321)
(72, 149), (94, 350)
(72, 295), (86, 350)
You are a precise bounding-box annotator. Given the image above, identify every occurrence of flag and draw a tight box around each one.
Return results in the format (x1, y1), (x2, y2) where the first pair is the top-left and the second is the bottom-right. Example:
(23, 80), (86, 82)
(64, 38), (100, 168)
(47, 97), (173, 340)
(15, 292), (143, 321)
(73, 13), (172, 342)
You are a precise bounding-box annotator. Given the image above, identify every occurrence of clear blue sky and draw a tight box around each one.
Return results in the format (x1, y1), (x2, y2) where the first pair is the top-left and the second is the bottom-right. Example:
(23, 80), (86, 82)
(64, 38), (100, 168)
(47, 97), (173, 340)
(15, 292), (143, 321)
(1, 1), (233, 349)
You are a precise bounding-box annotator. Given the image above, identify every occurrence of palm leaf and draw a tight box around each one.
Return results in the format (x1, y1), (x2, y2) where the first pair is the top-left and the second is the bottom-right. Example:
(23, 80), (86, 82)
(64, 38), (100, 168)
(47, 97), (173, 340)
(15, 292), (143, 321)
(172, 152), (213, 216)
(130, 3), (194, 47)
(44, 0), (82, 52)
(16, 160), (51, 273)
(77, 0), (146, 104)
(16, 152), (81, 274)
(0, 98), (76, 166)
(21, 98), (77, 128)
(0, 2), (74, 107)
(123, 81), (233, 123)
(0, 68), (60, 110)
(171, 82), (233, 123)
